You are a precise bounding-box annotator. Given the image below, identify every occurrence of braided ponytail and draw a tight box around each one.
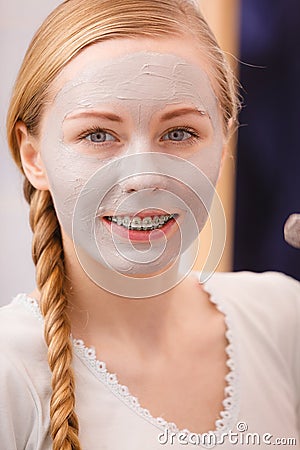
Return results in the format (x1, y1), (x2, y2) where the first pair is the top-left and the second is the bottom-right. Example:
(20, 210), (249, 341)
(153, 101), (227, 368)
(24, 179), (81, 450)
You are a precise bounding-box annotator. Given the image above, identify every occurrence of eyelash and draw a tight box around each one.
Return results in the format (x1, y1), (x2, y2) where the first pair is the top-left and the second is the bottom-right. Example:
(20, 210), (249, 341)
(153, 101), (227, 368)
(77, 126), (117, 146)
(161, 126), (200, 146)
(77, 125), (201, 148)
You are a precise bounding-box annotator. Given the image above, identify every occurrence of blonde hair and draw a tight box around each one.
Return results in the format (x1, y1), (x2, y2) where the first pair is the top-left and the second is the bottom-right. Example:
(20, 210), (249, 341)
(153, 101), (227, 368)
(7, 1), (239, 449)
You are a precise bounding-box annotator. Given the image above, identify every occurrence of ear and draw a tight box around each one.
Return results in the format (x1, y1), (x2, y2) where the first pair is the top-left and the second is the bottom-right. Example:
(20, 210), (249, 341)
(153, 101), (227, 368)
(15, 121), (50, 191)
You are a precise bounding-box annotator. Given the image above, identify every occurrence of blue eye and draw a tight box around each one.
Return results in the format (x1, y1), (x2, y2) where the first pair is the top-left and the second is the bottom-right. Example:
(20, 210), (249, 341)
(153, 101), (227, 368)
(85, 130), (116, 143)
(162, 129), (195, 142)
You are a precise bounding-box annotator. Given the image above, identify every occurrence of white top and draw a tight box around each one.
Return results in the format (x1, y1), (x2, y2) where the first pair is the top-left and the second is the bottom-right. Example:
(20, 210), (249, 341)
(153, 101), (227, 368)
(0, 271), (299, 450)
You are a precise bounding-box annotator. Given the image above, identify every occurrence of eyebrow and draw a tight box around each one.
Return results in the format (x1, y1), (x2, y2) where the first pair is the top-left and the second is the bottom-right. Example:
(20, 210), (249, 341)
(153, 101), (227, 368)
(65, 107), (207, 123)
(160, 107), (207, 121)
(65, 111), (124, 122)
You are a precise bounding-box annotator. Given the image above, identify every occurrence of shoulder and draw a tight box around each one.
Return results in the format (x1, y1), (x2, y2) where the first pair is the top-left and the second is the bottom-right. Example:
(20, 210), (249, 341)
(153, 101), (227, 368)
(0, 294), (50, 395)
(202, 270), (300, 342)
(205, 269), (300, 291)
(0, 348), (41, 448)
(203, 271), (299, 364)
(204, 270), (300, 314)
(0, 296), (51, 449)
(0, 294), (46, 359)
(205, 271), (300, 401)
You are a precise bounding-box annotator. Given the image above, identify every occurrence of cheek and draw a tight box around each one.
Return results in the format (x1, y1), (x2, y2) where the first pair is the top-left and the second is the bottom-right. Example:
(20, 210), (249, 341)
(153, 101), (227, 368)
(184, 111), (224, 187)
(187, 144), (223, 186)
(40, 129), (106, 236)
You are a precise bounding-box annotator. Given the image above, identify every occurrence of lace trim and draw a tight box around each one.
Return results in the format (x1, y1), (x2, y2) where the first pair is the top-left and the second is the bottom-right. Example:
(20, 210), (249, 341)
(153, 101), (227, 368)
(13, 293), (43, 321)
(12, 276), (240, 439)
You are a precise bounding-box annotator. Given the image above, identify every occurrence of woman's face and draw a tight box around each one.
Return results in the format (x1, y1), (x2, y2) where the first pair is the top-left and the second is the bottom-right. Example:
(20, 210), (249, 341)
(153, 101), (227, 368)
(31, 35), (226, 294)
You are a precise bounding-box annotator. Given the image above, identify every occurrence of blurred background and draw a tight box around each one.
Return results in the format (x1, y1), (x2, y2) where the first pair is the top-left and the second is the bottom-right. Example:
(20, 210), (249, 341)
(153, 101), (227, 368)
(0, 0), (299, 305)
(233, 0), (300, 281)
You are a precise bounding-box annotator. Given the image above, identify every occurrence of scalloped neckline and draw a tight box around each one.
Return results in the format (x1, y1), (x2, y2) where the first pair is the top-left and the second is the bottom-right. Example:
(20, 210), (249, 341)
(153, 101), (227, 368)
(13, 271), (240, 439)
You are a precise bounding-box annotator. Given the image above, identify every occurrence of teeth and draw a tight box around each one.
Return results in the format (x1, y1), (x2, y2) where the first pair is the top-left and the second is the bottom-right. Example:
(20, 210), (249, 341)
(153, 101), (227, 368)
(131, 217), (142, 230)
(153, 216), (160, 226)
(105, 214), (175, 230)
(142, 217), (153, 230)
(122, 216), (131, 228)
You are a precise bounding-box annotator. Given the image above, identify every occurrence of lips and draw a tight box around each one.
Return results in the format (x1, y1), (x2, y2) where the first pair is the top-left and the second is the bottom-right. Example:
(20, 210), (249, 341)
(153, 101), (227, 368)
(100, 211), (180, 242)
(104, 214), (177, 231)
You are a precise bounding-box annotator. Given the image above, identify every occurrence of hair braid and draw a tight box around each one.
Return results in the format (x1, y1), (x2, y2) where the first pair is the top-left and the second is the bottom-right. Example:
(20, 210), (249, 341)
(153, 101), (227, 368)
(25, 179), (82, 450)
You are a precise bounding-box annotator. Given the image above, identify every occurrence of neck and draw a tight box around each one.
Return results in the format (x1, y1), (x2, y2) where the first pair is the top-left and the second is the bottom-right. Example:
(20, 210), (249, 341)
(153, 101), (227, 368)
(67, 247), (176, 336)
(60, 231), (205, 350)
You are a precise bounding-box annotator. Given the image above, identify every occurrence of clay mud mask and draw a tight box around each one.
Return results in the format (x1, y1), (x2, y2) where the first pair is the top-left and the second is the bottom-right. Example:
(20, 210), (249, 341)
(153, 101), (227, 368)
(39, 50), (225, 296)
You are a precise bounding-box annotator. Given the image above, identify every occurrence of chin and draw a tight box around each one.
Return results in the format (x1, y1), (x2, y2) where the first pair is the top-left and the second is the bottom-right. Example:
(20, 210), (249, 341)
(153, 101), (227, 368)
(103, 252), (179, 278)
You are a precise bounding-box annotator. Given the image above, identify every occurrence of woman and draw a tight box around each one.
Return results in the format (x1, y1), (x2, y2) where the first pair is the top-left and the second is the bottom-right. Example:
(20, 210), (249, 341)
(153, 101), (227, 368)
(1, 0), (299, 449)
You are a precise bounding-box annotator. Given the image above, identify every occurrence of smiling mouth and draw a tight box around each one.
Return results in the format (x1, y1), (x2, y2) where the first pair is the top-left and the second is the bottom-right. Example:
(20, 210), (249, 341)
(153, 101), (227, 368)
(104, 213), (178, 231)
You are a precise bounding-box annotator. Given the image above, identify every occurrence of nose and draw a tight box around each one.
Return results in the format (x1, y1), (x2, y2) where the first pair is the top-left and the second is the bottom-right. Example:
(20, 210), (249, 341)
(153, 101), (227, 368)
(122, 173), (168, 193)
(119, 150), (168, 193)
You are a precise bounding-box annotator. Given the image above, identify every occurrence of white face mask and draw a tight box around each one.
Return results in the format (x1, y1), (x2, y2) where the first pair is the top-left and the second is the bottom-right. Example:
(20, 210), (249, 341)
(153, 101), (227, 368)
(40, 51), (225, 297)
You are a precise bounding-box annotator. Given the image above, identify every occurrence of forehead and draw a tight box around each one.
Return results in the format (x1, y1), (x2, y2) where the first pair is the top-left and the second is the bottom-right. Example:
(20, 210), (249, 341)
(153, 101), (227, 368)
(54, 54), (216, 116)
(49, 36), (216, 99)
(44, 37), (221, 132)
